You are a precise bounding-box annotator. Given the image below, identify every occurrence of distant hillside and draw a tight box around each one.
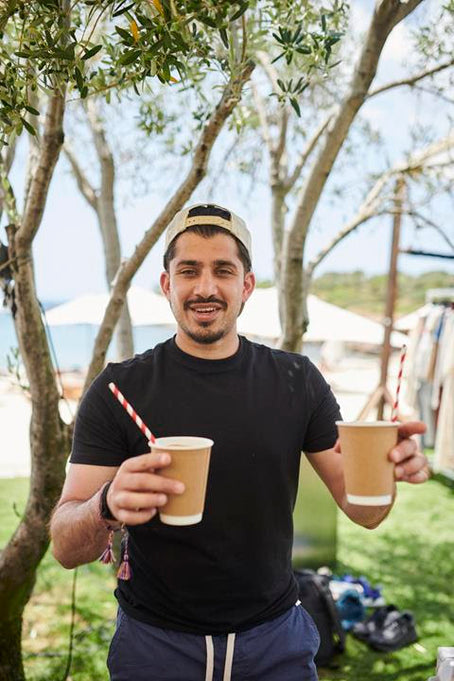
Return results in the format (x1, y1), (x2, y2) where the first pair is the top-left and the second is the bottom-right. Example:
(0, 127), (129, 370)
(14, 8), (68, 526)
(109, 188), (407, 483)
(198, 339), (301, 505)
(311, 270), (454, 319)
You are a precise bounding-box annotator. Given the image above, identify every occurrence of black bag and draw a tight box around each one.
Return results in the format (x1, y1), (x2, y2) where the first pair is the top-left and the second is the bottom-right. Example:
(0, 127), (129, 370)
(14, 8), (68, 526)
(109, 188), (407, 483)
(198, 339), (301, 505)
(293, 569), (345, 666)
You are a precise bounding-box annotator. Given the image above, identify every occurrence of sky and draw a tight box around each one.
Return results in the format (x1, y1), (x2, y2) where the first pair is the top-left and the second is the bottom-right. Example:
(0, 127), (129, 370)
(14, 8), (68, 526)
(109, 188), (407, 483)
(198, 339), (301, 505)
(2, 0), (453, 303)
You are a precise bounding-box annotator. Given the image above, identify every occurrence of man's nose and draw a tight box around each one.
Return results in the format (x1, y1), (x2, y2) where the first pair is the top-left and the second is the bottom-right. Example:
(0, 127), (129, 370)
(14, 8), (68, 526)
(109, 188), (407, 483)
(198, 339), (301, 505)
(193, 270), (218, 297)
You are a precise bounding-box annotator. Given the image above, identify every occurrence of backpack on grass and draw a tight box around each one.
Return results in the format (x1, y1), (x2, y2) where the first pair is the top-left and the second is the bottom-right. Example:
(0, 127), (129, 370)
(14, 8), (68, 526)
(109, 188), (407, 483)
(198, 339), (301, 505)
(293, 569), (345, 666)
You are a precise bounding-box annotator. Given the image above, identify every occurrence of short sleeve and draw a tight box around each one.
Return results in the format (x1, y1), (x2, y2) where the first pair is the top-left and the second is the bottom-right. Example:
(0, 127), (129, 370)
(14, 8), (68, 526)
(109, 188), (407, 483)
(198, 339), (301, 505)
(70, 366), (129, 466)
(302, 360), (342, 453)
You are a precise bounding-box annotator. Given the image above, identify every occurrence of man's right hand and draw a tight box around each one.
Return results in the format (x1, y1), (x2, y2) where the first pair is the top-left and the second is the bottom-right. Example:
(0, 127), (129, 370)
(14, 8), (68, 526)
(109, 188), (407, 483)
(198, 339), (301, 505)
(106, 452), (185, 525)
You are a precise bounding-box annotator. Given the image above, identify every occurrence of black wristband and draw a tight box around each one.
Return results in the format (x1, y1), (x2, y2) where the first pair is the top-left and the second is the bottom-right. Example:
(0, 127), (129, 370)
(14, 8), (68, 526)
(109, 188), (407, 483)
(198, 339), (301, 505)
(100, 481), (117, 521)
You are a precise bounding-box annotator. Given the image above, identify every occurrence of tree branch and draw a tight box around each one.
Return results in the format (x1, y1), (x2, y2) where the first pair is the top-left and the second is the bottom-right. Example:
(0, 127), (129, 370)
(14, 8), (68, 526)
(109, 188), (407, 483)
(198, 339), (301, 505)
(63, 143), (97, 209)
(306, 131), (454, 277)
(284, 112), (334, 192)
(406, 210), (454, 251)
(20, 93), (66, 245)
(256, 50), (280, 94)
(275, 106), (289, 165)
(83, 59), (255, 390)
(251, 81), (274, 154)
(368, 57), (454, 100)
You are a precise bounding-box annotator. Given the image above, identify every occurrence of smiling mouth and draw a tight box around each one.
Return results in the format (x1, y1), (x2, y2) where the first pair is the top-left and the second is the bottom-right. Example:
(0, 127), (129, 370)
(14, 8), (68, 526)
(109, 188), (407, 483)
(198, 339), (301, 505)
(185, 302), (226, 323)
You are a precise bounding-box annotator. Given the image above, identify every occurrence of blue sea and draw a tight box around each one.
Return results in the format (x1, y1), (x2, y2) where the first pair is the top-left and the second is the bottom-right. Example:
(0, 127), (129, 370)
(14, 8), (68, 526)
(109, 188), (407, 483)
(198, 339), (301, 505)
(0, 310), (176, 372)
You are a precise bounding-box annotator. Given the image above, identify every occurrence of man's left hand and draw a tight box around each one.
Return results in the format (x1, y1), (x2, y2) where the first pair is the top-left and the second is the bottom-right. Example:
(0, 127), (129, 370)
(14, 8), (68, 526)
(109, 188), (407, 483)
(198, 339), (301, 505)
(390, 421), (429, 484)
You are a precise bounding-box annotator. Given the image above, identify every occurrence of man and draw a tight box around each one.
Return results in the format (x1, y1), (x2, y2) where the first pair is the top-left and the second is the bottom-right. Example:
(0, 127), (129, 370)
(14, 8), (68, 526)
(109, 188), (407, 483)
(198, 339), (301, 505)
(51, 203), (428, 681)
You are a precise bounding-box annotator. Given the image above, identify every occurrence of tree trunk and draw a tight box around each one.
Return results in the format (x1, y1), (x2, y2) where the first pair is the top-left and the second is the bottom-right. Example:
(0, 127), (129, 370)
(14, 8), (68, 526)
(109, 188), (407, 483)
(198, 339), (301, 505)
(0, 616), (23, 681)
(278, 234), (310, 352)
(0, 93), (70, 681)
(87, 99), (134, 361)
(270, 185), (286, 327)
(278, 0), (424, 351)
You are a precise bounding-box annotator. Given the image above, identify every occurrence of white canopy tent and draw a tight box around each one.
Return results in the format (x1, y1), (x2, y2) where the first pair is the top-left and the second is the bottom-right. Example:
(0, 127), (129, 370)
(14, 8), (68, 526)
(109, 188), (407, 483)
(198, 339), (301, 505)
(45, 286), (175, 327)
(238, 287), (408, 347)
(46, 285), (408, 347)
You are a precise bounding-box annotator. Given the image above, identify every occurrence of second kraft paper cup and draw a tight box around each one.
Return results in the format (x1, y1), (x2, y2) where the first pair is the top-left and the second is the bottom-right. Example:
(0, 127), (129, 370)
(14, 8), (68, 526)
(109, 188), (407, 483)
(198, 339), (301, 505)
(151, 436), (213, 526)
(336, 421), (398, 506)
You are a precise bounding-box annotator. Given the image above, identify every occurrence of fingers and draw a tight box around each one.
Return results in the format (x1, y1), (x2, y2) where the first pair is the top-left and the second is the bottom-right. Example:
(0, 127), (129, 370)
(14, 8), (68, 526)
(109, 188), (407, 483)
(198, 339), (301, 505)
(391, 446), (430, 484)
(397, 420), (426, 440)
(110, 491), (168, 525)
(122, 451), (172, 473)
(121, 471), (185, 496)
(107, 453), (185, 525)
(389, 438), (417, 465)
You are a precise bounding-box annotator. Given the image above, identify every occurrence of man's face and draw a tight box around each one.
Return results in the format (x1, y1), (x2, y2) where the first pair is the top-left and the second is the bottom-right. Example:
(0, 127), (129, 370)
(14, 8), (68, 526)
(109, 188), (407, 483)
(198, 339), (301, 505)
(160, 232), (255, 346)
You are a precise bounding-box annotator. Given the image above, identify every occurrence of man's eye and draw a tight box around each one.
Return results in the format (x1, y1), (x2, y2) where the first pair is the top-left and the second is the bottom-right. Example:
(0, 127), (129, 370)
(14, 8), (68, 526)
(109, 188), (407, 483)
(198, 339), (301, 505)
(217, 269), (233, 276)
(180, 269), (196, 276)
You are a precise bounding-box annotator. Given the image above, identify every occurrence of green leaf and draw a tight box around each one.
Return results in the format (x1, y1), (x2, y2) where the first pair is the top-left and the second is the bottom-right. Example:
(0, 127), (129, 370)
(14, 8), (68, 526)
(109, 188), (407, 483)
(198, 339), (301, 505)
(119, 49), (141, 65)
(229, 2), (249, 22)
(82, 44), (102, 60)
(219, 27), (229, 48)
(21, 117), (36, 136)
(74, 66), (84, 91)
(321, 14), (327, 31)
(112, 2), (135, 18)
(200, 17), (217, 28)
(24, 105), (40, 116)
(80, 85), (89, 99)
(289, 97), (301, 117)
(115, 25), (133, 42)
(277, 78), (286, 91)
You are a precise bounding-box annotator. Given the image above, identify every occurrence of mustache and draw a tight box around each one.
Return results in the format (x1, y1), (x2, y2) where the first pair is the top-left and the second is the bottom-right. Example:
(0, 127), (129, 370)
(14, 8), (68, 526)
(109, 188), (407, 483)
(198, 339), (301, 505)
(184, 296), (227, 310)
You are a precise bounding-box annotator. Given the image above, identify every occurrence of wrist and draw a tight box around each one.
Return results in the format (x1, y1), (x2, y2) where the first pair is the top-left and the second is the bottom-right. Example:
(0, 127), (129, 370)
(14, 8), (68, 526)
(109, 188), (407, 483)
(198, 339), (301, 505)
(99, 481), (120, 528)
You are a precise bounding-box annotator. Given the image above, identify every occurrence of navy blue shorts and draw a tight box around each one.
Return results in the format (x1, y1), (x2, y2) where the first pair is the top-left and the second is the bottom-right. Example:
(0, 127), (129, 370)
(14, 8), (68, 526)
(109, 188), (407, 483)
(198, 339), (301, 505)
(107, 601), (320, 680)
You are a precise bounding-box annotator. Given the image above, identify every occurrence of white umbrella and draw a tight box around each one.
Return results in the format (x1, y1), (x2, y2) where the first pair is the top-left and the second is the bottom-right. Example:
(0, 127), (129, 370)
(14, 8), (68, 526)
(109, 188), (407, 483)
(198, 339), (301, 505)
(45, 286), (175, 327)
(238, 287), (408, 348)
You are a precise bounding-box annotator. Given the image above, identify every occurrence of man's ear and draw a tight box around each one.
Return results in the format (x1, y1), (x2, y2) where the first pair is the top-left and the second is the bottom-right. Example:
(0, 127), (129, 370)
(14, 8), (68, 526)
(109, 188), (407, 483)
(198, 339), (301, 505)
(242, 271), (255, 304)
(160, 271), (170, 300)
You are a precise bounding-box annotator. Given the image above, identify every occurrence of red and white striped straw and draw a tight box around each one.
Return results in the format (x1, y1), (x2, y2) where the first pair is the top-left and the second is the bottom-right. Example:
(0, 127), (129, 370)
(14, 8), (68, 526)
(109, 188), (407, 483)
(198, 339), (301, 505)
(108, 382), (155, 443)
(391, 345), (407, 422)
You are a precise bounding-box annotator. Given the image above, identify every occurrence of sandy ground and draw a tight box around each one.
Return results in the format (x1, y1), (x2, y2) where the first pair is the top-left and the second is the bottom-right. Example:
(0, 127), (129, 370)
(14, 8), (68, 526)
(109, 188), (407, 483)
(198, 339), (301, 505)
(0, 353), (412, 478)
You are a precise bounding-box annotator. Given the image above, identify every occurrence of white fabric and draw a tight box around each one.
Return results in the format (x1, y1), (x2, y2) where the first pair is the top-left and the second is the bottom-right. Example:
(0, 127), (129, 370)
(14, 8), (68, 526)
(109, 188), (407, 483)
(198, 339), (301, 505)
(223, 633), (236, 681)
(205, 636), (214, 681)
(431, 312), (454, 410)
(237, 288), (408, 346)
(45, 286), (175, 327)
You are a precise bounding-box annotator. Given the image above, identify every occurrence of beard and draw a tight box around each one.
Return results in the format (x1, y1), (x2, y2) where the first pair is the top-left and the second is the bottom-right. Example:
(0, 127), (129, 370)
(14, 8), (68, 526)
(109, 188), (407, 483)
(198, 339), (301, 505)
(180, 323), (228, 345)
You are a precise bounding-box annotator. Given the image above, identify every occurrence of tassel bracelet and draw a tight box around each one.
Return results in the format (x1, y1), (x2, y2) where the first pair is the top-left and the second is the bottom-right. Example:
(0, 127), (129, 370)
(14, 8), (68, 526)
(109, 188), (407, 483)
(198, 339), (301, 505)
(98, 481), (131, 580)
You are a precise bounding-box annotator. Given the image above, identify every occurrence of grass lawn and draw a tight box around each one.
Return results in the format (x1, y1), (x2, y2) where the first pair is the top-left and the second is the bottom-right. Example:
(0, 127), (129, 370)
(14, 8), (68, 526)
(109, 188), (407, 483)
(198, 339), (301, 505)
(1, 474), (453, 681)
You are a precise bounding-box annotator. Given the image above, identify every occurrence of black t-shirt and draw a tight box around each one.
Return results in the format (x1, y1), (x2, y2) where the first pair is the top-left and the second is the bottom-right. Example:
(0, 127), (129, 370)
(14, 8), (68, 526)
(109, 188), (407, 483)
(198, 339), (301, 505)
(70, 337), (341, 634)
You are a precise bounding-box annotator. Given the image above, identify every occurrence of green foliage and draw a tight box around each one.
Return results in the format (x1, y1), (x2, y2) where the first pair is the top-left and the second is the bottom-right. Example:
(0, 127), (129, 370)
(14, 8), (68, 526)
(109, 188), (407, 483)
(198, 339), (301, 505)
(312, 270), (454, 318)
(329, 479), (454, 680)
(0, 0), (348, 143)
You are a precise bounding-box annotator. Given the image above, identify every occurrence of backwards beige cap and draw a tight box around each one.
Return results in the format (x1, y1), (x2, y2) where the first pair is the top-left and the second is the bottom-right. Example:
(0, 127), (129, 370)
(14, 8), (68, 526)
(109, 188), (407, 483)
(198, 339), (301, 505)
(164, 203), (252, 257)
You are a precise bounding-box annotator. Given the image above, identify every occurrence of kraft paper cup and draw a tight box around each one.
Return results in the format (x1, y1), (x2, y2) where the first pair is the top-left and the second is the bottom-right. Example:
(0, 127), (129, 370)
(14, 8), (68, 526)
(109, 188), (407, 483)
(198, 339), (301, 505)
(151, 436), (213, 526)
(336, 421), (398, 506)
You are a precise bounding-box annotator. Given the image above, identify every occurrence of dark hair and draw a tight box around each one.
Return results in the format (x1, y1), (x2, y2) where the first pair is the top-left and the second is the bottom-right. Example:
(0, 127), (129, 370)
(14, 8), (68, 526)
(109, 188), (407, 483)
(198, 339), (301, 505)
(163, 224), (252, 273)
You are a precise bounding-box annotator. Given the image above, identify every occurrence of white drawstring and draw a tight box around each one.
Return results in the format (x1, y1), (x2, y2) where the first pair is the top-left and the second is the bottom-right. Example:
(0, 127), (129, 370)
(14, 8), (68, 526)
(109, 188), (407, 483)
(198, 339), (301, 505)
(223, 633), (236, 681)
(205, 636), (214, 681)
(205, 632), (236, 681)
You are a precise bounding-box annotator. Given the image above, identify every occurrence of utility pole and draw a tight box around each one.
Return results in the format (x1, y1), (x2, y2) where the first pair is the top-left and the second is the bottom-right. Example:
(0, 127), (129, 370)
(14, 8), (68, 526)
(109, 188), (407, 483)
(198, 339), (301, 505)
(358, 176), (405, 421)
(377, 177), (405, 419)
